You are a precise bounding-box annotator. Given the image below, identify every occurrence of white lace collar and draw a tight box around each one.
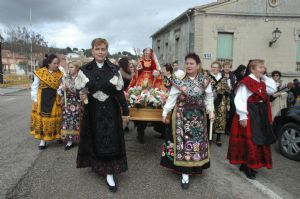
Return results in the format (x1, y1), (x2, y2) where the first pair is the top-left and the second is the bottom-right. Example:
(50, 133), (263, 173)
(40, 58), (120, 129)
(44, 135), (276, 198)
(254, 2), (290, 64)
(249, 73), (261, 82)
(96, 61), (104, 68)
(210, 72), (222, 81)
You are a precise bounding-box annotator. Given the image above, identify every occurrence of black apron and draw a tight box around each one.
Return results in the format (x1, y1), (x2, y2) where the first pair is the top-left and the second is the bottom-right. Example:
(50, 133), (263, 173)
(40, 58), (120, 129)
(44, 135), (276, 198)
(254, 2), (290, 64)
(40, 88), (56, 117)
(248, 101), (276, 145)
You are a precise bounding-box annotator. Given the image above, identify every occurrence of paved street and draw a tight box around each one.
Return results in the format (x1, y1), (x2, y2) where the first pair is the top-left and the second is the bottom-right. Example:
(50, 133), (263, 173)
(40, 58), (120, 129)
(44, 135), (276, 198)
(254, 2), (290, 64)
(1, 90), (300, 199)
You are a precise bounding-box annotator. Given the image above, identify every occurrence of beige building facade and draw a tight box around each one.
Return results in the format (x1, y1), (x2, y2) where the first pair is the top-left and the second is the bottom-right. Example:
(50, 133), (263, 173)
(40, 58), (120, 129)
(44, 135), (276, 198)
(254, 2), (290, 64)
(151, 0), (300, 77)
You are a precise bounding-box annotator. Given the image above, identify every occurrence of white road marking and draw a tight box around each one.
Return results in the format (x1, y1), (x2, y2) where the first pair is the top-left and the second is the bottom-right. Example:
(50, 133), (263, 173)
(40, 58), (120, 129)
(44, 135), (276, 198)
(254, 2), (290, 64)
(228, 163), (284, 199)
(246, 178), (283, 199)
(4, 98), (16, 102)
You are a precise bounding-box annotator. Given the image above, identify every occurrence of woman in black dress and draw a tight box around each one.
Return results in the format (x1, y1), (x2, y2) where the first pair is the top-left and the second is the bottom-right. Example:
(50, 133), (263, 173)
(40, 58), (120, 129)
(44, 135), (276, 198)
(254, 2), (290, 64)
(76, 38), (129, 192)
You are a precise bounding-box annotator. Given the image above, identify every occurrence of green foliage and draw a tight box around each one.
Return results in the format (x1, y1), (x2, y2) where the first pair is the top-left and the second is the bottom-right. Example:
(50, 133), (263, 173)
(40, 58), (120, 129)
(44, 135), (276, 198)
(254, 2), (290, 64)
(108, 51), (137, 60)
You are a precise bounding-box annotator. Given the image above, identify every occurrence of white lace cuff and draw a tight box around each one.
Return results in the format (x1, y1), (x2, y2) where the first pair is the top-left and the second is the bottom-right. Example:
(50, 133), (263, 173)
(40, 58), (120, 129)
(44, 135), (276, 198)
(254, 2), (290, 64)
(110, 73), (124, 91)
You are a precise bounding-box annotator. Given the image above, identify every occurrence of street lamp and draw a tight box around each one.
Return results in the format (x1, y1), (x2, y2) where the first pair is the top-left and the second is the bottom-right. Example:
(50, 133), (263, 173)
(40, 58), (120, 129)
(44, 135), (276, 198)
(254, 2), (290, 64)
(269, 27), (282, 47)
(0, 34), (4, 84)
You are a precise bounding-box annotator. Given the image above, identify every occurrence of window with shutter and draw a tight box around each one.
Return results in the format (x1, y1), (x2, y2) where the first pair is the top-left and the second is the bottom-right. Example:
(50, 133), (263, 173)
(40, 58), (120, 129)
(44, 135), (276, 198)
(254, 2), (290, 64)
(297, 36), (300, 72)
(217, 33), (233, 65)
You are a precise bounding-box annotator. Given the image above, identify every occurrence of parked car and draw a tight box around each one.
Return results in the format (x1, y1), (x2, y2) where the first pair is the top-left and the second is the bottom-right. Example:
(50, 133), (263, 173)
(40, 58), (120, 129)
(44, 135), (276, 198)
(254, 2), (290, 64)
(272, 105), (300, 161)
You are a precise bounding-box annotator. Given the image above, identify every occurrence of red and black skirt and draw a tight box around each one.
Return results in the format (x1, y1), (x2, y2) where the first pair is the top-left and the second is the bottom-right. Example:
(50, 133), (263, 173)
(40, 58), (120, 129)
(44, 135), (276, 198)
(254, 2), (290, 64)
(227, 102), (274, 169)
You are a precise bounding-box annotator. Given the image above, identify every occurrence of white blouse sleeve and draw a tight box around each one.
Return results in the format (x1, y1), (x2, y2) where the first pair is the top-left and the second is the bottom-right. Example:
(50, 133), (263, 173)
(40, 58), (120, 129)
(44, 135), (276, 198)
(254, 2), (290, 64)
(205, 83), (214, 113)
(234, 84), (252, 121)
(31, 74), (40, 102)
(262, 75), (277, 95)
(227, 79), (232, 90)
(162, 86), (181, 117)
(57, 79), (63, 96)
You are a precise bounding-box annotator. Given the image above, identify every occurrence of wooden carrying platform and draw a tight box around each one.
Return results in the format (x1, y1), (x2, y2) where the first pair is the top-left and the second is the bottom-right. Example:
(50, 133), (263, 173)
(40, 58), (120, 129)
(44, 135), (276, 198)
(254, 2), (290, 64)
(129, 108), (171, 124)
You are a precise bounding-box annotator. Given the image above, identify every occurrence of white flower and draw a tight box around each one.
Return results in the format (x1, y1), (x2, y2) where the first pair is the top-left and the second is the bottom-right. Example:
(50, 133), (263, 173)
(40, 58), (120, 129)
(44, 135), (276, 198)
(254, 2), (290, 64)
(130, 95), (137, 100)
(92, 91), (109, 102)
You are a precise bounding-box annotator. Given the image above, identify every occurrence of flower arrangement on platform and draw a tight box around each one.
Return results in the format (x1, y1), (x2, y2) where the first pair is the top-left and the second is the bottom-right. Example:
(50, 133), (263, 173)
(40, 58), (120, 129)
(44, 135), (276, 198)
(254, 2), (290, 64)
(127, 86), (168, 108)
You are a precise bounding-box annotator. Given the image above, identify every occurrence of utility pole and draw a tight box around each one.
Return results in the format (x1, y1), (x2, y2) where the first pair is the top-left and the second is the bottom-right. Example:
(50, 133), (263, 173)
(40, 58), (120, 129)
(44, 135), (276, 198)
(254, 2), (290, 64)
(0, 34), (4, 84)
(30, 8), (33, 73)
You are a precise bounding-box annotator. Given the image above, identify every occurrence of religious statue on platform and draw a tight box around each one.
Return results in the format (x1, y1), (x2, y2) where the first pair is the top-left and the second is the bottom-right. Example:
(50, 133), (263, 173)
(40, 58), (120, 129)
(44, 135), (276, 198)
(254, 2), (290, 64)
(127, 48), (164, 90)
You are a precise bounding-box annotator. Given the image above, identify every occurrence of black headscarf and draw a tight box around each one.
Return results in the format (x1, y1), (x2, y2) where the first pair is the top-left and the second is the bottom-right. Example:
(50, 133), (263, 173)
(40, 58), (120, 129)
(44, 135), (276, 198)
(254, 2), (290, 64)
(233, 64), (247, 83)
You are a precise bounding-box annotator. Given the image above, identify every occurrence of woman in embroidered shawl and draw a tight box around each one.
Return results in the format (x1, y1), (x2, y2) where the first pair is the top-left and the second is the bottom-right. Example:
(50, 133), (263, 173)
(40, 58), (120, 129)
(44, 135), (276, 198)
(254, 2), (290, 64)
(30, 54), (63, 150)
(60, 61), (82, 150)
(161, 53), (215, 189)
(76, 38), (129, 193)
(209, 61), (231, 146)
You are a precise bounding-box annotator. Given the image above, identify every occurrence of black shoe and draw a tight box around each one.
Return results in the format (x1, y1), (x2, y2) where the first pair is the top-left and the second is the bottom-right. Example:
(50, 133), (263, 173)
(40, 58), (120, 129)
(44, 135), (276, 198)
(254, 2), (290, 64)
(106, 181), (117, 192)
(216, 141), (222, 146)
(124, 126), (129, 132)
(64, 143), (74, 151)
(240, 165), (257, 176)
(216, 134), (222, 146)
(239, 164), (246, 172)
(38, 145), (47, 150)
(181, 180), (189, 190)
(250, 168), (258, 175)
(245, 167), (256, 180)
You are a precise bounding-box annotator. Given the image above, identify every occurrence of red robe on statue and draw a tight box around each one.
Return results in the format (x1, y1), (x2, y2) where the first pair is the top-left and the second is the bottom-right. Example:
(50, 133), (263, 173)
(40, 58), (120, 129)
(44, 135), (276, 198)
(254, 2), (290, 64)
(127, 50), (165, 91)
(227, 76), (273, 169)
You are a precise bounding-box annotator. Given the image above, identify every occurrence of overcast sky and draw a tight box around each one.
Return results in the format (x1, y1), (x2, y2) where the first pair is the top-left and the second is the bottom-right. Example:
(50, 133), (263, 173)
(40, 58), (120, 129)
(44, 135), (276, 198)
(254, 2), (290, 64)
(0, 0), (215, 53)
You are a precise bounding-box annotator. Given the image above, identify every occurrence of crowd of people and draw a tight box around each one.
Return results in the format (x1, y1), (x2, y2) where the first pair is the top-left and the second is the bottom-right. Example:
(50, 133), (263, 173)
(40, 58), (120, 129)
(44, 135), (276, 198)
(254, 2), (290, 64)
(30, 37), (300, 193)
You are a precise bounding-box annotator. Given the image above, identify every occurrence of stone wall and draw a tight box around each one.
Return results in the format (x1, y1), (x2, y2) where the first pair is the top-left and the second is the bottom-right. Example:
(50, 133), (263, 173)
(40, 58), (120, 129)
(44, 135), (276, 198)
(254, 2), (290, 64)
(195, 14), (300, 73)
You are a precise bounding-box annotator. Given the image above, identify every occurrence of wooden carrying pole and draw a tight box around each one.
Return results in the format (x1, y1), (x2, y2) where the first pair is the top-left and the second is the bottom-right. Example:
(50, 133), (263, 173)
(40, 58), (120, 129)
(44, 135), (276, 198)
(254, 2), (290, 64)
(63, 77), (67, 106)
(209, 93), (214, 141)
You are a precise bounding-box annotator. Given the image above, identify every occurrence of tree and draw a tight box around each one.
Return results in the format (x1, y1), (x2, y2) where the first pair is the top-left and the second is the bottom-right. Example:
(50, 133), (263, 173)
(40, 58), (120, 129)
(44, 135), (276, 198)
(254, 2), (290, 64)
(108, 51), (136, 60)
(5, 26), (48, 55)
(66, 47), (72, 53)
(4, 26), (48, 74)
(48, 46), (69, 55)
(82, 48), (92, 57)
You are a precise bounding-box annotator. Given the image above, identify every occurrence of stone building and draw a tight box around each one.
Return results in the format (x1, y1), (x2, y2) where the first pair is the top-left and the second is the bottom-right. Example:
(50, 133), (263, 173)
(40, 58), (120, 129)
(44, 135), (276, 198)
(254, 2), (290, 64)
(151, 0), (300, 77)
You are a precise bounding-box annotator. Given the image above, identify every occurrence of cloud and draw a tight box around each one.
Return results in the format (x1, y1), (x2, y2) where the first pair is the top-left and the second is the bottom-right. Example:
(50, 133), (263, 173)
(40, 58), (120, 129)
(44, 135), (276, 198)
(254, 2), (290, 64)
(0, 0), (215, 53)
(0, 0), (81, 25)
